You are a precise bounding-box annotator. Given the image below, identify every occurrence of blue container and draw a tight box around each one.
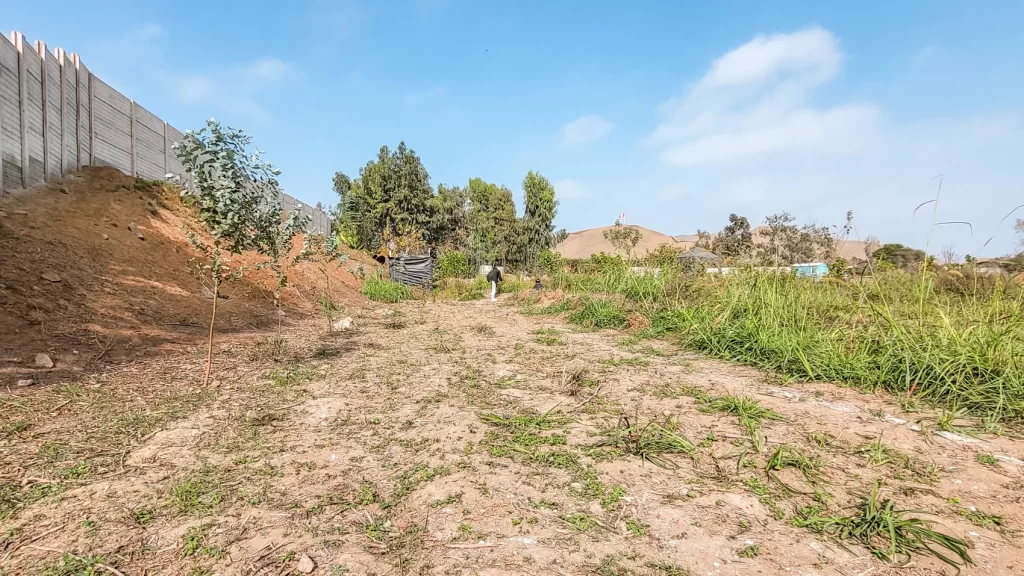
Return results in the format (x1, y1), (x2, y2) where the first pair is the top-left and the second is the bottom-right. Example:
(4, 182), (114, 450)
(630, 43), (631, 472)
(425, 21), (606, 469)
(792, 262), (829, 279)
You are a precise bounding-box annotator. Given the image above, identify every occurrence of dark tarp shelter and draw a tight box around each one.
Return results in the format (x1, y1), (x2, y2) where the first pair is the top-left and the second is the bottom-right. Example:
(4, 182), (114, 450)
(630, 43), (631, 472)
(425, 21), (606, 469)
(388, 255), (434, 288)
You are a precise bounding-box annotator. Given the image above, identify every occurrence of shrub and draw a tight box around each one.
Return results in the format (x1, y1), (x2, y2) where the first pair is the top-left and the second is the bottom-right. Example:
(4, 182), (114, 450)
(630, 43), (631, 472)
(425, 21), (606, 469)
(538, 250), (562, 275)
(435, 251), (471, 280)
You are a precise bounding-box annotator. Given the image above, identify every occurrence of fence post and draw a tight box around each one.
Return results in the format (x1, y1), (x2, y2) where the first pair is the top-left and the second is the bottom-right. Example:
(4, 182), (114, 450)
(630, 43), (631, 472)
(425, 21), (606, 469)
(56, 47), (67, 175)
(87, 71), (94, 166)
(36, 41), (49, 182)
(13, 32), (29, 188)
(162, 121), (169, 175)
(129, 101), (136, 176)
(0, 40), (4, 195)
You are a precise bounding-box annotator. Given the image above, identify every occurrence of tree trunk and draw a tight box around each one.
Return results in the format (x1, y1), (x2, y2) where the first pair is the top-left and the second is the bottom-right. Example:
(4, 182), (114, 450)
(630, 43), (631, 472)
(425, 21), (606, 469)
(202, 280), (219, 387)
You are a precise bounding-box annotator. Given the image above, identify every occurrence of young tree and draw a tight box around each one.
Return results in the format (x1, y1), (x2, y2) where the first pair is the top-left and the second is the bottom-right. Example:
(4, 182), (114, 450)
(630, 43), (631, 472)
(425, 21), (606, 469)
(174, 120), (301, 385)
(603, 220), (642, 258)
(253, 205), (310, 337)
(294, 234), (348, 331)
(939, 244), (960, 267)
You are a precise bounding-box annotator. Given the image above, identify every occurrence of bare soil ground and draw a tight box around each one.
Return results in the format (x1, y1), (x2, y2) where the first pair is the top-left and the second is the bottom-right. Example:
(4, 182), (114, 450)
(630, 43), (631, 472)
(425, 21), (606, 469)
(2, 295), (1022, 575)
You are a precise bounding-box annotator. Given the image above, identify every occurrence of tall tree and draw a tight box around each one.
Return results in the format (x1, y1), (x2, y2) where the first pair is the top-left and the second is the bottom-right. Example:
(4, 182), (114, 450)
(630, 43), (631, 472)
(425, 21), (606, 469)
(712, 214), (753, 259)
(521, 171), (558, 272)
(428, 183), (469, 251)
(332, 142), (434, 255)
(467, 178), (517, 265)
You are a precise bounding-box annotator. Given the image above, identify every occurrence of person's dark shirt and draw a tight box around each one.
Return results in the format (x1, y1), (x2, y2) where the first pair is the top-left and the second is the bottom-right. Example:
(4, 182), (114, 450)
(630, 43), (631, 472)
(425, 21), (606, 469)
(486, 267), (503, 283)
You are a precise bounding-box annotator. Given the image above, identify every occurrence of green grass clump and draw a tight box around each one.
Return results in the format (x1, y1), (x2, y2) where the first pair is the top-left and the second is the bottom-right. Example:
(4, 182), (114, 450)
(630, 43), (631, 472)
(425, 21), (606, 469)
(171, 469), (224, 515)
(958, 507), (1004, 530)
(766, 445), (823, 484)
(974, 453), (998, 466)
(478, 409), (571, 430)
(361, 275), (413, 303)
(40, 553), (112, 576)
(562, 512), (598, 532)
(792, 481), (972, 570)
(702, 395), (783, 439)
(594, 415), (695, 469)
(567, 297), (629, 329)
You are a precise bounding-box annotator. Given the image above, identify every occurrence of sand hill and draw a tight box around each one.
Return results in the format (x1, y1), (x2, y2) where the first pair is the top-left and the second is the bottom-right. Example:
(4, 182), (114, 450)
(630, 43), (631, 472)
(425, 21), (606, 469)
(558, 224), (874, 261)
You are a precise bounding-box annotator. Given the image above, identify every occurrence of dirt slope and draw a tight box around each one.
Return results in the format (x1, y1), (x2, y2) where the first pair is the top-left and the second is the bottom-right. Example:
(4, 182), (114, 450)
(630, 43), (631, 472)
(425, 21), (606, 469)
(1, 296), (1020, 575)
(0, 167), (370, 386)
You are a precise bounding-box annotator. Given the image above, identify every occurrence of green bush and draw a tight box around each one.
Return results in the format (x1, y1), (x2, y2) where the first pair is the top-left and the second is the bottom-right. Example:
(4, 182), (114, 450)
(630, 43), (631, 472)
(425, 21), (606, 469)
(435, 251), (471, 280)
(362, 273), (413, 303)
(538, 250), (562, 275)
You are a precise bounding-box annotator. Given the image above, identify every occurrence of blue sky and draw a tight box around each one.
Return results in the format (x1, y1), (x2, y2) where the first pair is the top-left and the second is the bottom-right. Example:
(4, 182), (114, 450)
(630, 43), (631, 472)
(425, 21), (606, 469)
(7, 1), (1024, 256)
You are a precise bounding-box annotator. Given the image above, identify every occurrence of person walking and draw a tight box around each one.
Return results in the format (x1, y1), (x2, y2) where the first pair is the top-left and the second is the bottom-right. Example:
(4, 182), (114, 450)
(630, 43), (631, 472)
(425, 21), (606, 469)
(486, 264), (503, 301)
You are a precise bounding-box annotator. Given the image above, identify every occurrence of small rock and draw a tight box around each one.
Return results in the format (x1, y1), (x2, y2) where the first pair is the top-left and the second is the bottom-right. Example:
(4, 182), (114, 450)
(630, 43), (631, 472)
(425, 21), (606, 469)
(128, 222), (137, 232)
(136, 231), (146, 241)
(296, 555), (316, 574)
(40, 271), (62, 283)
(109, 221), (118, 228)
(13, 210), (27, 215)
(211, 380), (222, 388)
(16, 379), (34, 387)
(34, 353), (54, 368)
(102, 233), (109, 240)
(332, 317), (354, 331)
(59, 186), (70, 194)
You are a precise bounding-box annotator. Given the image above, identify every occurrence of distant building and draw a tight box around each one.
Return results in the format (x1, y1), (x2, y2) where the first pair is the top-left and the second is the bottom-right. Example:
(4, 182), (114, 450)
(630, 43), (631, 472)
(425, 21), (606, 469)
(792, 262), (829, 279)
(677, 247), (722, 265)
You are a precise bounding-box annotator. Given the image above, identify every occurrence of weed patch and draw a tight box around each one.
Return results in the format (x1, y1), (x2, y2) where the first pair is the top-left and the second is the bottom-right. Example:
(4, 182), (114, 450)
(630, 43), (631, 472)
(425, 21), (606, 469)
(792, 481), (972, 569)
(594, 415), (695, 469)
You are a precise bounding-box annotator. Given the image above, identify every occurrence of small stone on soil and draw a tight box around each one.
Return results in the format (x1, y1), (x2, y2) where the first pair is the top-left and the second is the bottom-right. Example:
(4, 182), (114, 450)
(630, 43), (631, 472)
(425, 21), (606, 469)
(296, 555), (315, 573)
(34, 353), (54, 368)
(16, 379), (34, 387)
(40, 271), (62, 283)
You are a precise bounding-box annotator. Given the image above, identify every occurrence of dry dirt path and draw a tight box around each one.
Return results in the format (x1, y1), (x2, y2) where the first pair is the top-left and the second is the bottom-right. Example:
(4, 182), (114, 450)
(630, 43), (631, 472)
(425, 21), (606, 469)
(2, 297), (1023, 575)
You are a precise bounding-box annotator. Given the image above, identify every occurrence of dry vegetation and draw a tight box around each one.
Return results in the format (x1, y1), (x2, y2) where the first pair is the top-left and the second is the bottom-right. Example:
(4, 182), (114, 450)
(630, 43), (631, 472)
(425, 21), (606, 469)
(2, 298), (1022, 575)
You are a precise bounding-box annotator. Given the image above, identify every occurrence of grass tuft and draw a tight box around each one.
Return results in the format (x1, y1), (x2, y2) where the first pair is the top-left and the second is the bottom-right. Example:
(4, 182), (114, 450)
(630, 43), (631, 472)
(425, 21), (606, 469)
(792, 481), (972, 569)
(594, 414), (695, 469)
(362, 275), (413, 303)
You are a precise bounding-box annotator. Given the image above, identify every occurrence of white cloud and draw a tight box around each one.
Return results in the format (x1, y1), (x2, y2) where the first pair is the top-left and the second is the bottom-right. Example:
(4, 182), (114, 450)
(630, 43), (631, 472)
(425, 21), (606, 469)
(240, 57), (290, 84)
(651, 27), (877, 167)
(554, 178), (588, 201)
(560, 114), (613, 147)
(699, 27), (840, 90)
(402, 86), (444, 108)
(161, 57), (292, 123)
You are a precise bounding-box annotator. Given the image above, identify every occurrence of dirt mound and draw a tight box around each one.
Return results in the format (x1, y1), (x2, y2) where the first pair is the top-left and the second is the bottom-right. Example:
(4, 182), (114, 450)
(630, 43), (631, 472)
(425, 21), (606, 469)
(0, 167), (370, 386)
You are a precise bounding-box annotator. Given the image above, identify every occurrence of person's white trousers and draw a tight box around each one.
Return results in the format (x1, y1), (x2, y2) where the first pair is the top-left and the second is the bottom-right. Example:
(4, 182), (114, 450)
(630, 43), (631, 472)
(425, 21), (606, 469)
(490, 281), (497, 301)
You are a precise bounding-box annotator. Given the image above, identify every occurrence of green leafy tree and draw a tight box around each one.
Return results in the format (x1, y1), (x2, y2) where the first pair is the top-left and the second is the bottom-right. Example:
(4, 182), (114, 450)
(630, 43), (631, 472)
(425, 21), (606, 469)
(711, 214), (754, 260)
(253, 205), (310, 337)
(174, 120), (302, 385)
(603, 220), (643, 258)
(467, 178), (518, 265)
(427, 183), (469, 251)
(332, 142), (434, 255)
(757, 212), (835, 265)
(874, 243), (926, 271)
(521, 171), (558, 273)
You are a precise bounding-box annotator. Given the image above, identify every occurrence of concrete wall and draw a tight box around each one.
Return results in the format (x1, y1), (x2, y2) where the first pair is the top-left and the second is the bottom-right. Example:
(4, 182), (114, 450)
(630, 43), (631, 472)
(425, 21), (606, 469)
(0, 31), (329, 234)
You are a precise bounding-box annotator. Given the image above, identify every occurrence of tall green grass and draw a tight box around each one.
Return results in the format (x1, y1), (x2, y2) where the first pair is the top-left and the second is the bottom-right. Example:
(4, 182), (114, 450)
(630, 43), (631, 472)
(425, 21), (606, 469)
(522, 266), (1024, 421)
(362, 275), (414, 303)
